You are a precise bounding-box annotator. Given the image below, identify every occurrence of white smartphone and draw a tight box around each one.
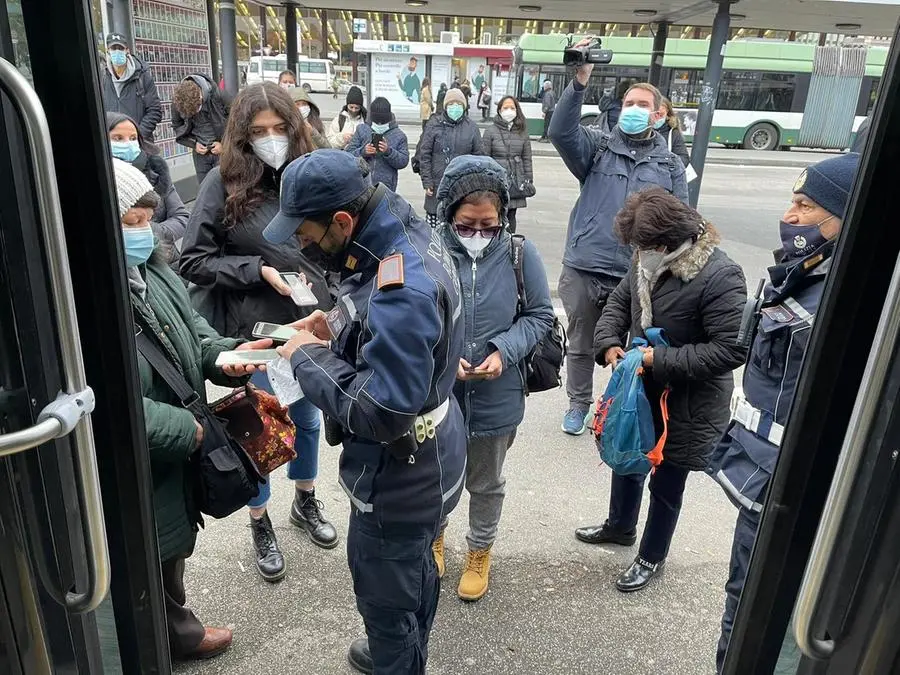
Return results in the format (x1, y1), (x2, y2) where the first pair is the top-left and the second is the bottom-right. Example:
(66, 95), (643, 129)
(252, 321), (299, 343)
(280, 272), (319, 307)
(215, 349), (282, 367)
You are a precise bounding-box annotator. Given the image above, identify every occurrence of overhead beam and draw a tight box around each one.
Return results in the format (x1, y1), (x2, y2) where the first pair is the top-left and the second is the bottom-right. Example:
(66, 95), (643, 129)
(657, 0), (719, 25)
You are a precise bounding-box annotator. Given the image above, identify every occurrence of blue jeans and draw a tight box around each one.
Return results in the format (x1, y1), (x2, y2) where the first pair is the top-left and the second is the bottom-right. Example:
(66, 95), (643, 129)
(247, 371), (321, 508)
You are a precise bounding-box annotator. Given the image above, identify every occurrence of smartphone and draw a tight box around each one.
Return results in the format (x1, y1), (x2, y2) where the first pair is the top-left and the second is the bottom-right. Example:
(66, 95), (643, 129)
(280, 272), (319, 307)
(371, 133), (384, 149)
(215, 349), (282, 367)
(252, 321), (299, 343)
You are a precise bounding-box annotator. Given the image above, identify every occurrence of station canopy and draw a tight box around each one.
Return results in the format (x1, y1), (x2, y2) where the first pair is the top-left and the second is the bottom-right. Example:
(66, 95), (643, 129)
(259, 0), (900, 37)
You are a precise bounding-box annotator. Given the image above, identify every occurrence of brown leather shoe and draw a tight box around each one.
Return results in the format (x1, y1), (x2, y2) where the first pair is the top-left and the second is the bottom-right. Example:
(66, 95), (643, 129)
(179, 627), (233, 661)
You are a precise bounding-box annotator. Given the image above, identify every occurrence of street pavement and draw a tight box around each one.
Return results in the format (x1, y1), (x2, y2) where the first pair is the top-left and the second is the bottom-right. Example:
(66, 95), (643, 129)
(175, 158), (803, 675)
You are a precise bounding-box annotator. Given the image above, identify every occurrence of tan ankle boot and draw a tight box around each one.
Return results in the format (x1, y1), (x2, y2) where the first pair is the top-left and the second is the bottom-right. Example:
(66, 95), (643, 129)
(432, 531), (446, 579)
(457, 548), (492, 601)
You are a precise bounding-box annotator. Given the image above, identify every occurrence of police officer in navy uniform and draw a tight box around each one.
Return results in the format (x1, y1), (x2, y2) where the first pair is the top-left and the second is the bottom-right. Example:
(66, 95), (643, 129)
(707, 153), (861, 673)
(263, 150), (467, 675)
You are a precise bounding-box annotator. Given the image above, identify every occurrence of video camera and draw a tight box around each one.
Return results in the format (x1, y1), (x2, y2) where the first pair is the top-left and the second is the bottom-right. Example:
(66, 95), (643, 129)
(563, 36), (613, 67)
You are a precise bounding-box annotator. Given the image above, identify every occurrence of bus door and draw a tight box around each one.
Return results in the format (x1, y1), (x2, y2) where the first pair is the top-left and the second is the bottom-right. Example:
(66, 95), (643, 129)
(0, 1), (167, 673)
(723, 19), (900, 674)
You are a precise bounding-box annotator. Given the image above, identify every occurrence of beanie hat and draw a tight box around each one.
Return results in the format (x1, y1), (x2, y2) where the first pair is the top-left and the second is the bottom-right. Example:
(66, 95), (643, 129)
(443, 88), (467, 108)
(112, 158), (155, 218)
(793, 153), (860, 219)
(436, 155), (509, 224)
(370, 97), (392, 125)
(346, 85), (364, 107)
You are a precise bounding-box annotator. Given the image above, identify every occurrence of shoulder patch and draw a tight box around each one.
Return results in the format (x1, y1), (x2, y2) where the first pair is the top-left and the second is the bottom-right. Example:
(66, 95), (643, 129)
(377, 254), (405, 291)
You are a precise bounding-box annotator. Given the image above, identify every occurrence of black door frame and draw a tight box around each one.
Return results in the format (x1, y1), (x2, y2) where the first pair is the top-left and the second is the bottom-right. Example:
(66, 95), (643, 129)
(1, 0), (170, 672)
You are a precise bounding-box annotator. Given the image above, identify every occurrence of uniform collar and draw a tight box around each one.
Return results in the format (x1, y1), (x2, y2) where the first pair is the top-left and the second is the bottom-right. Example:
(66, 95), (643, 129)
(768, 239), (835, 292)
(340, 185), (392, 275)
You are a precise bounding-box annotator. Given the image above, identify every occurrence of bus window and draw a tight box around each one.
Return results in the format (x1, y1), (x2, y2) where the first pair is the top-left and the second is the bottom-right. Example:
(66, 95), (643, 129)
(520, 66), (542, 102)
(309, 62), (326, 74)
(298, 62), (309, 73)
(250, 61), (259, 75)
(718, 71), (796, 112)
(868, 78), (880, 113)
(263, 58), (282, 72)
(669, 69), (704, 107)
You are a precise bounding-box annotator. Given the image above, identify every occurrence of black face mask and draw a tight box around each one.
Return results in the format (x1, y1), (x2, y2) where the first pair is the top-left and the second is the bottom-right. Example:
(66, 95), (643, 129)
(301, 221), (347, 273)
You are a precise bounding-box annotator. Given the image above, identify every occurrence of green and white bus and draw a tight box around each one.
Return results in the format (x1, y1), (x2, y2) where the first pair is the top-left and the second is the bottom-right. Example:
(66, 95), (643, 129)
(511, 34), (885, 150)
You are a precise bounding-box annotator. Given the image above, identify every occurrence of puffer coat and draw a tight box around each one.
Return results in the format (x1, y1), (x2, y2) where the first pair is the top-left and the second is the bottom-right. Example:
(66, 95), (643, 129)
(482, 116), (534, 210)
(593, 231), (748, 470)
(131, 252), (243, 561)
(419, 112), (483, 215)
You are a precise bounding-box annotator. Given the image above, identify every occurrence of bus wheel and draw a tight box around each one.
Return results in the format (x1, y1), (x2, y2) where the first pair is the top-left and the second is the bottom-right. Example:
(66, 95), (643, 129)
(743, 123), (779, 151)
(580, 115), (599, 127)
(302, 83), (312, 93)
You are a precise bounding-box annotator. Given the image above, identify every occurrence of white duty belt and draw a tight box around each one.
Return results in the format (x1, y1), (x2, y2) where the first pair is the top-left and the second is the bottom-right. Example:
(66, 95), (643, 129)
(733, 396), (784, 447)
(414, 399), (450, 443)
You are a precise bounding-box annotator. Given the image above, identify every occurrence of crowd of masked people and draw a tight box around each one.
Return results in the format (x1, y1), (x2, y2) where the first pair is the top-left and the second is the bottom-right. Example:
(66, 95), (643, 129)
(100, 31), (862, 674)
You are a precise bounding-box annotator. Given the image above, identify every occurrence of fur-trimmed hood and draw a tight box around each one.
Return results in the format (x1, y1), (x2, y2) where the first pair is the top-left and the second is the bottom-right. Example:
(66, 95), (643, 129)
(635, 226), (720, 329)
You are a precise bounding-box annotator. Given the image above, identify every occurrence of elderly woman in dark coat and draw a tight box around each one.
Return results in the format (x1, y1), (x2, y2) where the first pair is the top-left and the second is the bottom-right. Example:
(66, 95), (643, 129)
(107, 112), (189, 263)
(576, 187), (747, 593)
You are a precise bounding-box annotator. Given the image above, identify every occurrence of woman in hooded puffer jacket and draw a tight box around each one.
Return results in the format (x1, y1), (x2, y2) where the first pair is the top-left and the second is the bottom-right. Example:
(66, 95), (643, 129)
(579, 187), (747, 593)
(107, 112), (189, 264)
(327, 85), (367, 149)
(290, 87), (331, 149)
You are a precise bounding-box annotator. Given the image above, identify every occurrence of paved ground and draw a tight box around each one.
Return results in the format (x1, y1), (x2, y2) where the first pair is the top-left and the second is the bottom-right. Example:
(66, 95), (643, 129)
(176, 160), (801, 675)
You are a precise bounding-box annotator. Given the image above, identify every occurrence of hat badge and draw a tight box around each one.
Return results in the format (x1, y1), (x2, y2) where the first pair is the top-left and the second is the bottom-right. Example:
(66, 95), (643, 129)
(794, 234), (807, 249)
(793, 169), (807, 193)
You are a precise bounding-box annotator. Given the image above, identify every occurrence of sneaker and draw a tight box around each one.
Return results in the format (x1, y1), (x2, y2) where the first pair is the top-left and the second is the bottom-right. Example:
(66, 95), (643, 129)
(432, 530), (446, 579)
(457, 548), (492, 601)
(561, 408), (589, 436)
(290, 488), (339, 549)
(250, 512), (286, 582)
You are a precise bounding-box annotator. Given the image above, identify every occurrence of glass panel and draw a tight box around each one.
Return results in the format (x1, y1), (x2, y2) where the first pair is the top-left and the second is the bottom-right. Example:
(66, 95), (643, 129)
(717, 71), (795, 112)
(868, 78), (880, 114)
(5, 0), (32, 81)
(669, 69), (704, 107)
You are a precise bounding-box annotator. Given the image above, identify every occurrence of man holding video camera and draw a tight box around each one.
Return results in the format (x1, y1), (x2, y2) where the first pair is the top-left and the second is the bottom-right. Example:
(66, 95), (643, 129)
(549, 37), (689, 439)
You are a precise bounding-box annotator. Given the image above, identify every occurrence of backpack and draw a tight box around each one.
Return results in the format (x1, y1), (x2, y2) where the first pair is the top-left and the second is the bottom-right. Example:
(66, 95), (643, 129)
(510, 235), (566, 394)
(590, 330), (671, 477)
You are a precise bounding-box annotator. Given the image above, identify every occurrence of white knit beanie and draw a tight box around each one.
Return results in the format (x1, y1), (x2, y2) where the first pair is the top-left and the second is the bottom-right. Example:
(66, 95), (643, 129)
(112, 158), (155, 218)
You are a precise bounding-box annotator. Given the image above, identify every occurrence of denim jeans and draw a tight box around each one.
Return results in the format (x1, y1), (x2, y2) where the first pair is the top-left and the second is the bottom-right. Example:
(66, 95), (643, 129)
(247, 370), (321, 508)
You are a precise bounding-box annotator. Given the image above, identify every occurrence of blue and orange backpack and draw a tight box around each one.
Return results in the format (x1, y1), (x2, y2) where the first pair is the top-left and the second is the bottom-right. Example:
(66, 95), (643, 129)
(590, 329), (670, 477)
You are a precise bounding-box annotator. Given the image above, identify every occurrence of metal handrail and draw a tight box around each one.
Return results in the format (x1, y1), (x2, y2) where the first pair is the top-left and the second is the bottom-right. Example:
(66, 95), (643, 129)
(0, 418), (63, 457)
(0, 57), (110, 614)
(793, 252), (900, 660)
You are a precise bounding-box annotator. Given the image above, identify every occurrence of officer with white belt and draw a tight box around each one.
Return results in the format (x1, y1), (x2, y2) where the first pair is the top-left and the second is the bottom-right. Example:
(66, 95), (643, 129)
(707, 153), (861, 673)
(265, 150), (467, 674)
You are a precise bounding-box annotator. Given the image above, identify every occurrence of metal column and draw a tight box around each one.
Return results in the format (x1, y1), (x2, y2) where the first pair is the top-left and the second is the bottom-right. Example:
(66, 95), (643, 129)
(259, 5), (267, 52)
(285, 4), (298, 76)
(687, 0), (733, 207)
(219, 0), (239, 97)
(649, 21), (669, 89)
(108, 0), (132, 46)
(322, 10), (331, 60)
(206, 0), (220, 82)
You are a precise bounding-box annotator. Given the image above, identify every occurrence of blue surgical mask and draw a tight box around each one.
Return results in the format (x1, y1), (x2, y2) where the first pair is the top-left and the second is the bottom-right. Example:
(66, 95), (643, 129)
(779, 217), (833, 260)
(619, 106), (651, 135)
(109, 49), (127, 67)
(122, 225), (155, 267)
(371, 122), (390, 134)
(653, 117), (667, 130)
(446, 104), (464, 121)
(111, 140), (141, 163)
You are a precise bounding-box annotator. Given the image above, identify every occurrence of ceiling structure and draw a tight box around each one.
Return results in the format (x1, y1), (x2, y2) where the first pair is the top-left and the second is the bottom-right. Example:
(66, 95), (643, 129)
(259, 0), (900, 37)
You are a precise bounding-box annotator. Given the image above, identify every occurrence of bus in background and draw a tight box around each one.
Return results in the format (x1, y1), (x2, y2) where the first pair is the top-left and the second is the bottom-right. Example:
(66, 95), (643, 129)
(510, 34), (885, 150)
(245, 55), (335, 92)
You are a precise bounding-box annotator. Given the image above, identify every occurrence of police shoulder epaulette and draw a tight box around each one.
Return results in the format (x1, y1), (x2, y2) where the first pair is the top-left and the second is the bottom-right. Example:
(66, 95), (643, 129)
(377, 253), (405, 291)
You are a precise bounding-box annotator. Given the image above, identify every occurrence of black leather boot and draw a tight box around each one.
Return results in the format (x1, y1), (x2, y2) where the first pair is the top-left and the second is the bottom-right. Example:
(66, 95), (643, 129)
(290, 488), (339, 549)
(250, 512), (286, 582)
(575, 521), (637, 546)
(347, 637), (373, 674)
(616, 557), (665, 593)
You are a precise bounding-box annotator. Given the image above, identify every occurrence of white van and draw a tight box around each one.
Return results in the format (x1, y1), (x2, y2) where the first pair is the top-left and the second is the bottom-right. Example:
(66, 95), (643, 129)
(245, 55), (335, 93)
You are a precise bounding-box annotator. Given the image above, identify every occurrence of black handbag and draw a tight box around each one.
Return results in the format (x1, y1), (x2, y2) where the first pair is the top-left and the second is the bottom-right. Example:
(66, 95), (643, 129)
(499, 130), (536, 200)
(135, 325), (261, 519)
(510, 235), (566, 394)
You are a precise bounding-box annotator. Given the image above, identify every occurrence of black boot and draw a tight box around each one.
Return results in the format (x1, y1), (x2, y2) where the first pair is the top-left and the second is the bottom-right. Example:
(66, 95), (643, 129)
(616, 557), (665, 593)
(347, 638), (373, 674)
(250, 512), (286, 582)
(575, 521), (637, 546)
(290, 488), (339, 549)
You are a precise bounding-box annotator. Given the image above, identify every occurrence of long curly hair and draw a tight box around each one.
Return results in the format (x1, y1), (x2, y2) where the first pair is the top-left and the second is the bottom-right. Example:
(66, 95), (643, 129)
(220, 82), (313, 226)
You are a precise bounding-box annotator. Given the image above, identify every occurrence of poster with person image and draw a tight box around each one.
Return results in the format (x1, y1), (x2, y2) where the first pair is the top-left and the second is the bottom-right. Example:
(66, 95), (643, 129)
(371, 52), (426, 115)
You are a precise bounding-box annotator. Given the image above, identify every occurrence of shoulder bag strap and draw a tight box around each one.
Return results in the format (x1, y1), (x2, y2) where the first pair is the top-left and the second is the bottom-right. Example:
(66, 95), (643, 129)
(510, 234), (527, 313)
(667, 128), (673, 153)
(134, 322), (206, 415)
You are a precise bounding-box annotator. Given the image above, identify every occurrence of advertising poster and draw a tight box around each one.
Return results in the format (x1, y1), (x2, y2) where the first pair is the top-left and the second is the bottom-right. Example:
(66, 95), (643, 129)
(431, 56), (452, 91)
(371, 51), (426, 115)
